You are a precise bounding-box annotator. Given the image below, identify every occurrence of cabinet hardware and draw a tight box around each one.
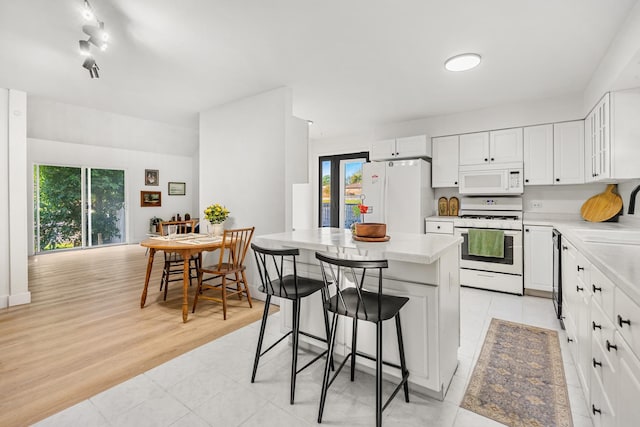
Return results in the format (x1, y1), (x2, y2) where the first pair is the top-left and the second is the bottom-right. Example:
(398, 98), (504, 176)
(576, 285), (584, 292)
(592, 284), (602, 293)
(567, 337), (574, 343)
(490, 158), (494, 161)
(592, 358), (602, 368)
(437, 226), (441, 229)
(454, 181), (458, 185)
(592, 405), (601, 415)
(592, 321), (601, 331)
(556, 178), (560, 182)
(606, 340), (617, 352)
(484, 158), (488, 162)
(577, 265), (584, 272)
(562, 245), (568, 251)
(618, 315), (631, 328)
(525, 229), (529, 232)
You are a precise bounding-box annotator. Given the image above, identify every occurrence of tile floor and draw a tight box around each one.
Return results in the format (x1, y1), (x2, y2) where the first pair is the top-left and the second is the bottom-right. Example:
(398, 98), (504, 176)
(35, 288), (594, 427)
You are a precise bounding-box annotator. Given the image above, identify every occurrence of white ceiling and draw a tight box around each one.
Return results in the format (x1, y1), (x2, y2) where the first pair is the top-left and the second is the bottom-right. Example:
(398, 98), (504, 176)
(0, 0), (637, 140)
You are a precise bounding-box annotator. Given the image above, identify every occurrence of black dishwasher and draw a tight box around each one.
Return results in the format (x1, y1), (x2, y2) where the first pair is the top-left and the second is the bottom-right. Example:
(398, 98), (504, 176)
(552, 229), (564, 329)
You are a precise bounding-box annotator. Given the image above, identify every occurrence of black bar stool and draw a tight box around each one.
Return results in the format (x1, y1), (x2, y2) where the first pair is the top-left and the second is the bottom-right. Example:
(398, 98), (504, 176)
(251, 244), (333, 404)
(315, 251), (410, 427)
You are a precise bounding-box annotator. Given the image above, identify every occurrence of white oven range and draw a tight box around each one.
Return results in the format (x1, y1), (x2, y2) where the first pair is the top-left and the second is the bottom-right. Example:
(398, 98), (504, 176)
(453, 197), (523, 295)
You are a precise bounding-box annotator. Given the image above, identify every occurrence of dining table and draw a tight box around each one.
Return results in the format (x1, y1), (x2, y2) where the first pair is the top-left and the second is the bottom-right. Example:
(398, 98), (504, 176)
(140, 234), (223, 322)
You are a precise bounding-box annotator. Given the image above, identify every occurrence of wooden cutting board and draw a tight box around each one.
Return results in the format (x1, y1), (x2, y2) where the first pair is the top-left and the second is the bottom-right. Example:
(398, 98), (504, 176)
(438, 197), (449, 216)
(449, 197), (459, 216)
(580, 184), (623, 222)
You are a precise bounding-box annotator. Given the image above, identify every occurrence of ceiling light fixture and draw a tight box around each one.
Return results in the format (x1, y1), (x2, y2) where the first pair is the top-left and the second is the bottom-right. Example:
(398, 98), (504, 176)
(444, 53), (481, 72)
(77, 0), (108, 78)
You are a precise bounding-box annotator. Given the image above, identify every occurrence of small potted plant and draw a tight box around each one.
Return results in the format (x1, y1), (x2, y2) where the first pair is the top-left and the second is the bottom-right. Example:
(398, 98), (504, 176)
(204, 203), (229, 236)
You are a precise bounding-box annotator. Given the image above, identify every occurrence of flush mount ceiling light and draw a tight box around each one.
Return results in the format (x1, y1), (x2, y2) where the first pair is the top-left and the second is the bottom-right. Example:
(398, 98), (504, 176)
(444, 53), (481, 72)
(77, 0), (108, 78)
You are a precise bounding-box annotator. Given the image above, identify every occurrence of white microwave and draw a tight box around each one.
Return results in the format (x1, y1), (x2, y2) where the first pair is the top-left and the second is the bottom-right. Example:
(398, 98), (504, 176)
(459, 163), (524, 195)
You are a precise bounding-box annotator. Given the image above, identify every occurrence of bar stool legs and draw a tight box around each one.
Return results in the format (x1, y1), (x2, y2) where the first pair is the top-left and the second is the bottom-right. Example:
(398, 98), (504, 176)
(251, 295), (333, 405)
(317, 312), (410, 427)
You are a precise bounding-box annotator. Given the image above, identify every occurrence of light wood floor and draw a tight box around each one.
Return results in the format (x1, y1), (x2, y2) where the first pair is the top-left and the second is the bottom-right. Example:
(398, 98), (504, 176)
(0, 244), (273, 427)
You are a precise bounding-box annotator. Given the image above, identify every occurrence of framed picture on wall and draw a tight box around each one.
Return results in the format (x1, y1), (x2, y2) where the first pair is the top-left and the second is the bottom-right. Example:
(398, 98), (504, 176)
(168, 182), (186, 196)
(140, 191), (162, 207)
(145, 169), (159, 186)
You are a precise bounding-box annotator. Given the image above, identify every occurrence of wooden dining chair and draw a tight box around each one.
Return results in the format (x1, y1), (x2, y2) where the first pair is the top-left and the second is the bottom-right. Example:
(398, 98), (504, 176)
(192, 226), (255, 319)
(159, 219), (198, 301)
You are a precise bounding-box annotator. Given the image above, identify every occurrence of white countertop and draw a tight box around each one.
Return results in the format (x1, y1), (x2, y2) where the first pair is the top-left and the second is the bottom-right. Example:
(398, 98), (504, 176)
(254, 228), (462, 265)
(524, 212), (640, 307)
(425, 216), (457, 222)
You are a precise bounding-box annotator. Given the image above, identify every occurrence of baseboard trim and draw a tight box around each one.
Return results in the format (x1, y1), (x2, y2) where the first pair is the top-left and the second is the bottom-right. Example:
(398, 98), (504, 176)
(524, 289), (552, 299)
(9, 291), (31, 306)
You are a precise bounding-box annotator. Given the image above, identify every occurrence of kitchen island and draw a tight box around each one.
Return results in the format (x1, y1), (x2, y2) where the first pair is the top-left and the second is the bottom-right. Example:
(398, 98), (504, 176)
(253, 228), (462, 399)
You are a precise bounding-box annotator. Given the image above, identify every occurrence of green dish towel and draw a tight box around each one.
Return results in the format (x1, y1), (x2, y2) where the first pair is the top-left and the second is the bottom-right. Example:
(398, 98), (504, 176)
(468, 229), (505, 258)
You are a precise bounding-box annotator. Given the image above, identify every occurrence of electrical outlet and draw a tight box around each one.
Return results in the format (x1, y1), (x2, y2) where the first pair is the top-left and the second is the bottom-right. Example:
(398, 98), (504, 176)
(531, 200), (543, 209)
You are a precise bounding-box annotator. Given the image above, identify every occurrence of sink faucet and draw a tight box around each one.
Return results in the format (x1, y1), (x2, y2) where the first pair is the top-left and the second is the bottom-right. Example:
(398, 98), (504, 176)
(630, 184), (640, 215)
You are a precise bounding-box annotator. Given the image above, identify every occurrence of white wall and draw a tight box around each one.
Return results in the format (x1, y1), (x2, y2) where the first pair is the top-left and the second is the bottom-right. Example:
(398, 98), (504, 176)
(28, 138), (197, 249)
(199, 87), (307, 296)
(584, 0), (640, 113)
(1, 89), (30, 307)
(28, 97), (199, 156)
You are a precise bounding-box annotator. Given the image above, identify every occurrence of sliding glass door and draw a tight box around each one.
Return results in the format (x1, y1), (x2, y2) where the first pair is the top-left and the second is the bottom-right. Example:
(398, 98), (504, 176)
(34, 165), (126, 252)
(319, 152), (368, 228)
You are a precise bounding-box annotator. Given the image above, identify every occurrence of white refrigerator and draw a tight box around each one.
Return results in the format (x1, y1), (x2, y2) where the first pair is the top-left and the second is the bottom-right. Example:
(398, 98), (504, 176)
(362, 159), (434, 234)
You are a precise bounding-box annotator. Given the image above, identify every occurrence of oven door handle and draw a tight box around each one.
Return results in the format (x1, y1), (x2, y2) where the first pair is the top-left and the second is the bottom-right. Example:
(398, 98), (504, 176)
(455, 227), (521, 236)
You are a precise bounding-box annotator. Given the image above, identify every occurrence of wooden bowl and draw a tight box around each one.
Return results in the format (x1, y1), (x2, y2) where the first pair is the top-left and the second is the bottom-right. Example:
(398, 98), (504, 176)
(354, 223), (386, 238)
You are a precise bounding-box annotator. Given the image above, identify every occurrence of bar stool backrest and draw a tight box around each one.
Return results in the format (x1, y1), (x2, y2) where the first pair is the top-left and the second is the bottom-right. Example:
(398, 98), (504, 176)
(315, 252), (388, 322)
(251, 244), (300, 298)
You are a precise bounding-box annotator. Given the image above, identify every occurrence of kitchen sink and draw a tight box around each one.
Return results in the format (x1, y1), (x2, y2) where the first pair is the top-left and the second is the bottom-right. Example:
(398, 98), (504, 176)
(573, 229), (640, 246)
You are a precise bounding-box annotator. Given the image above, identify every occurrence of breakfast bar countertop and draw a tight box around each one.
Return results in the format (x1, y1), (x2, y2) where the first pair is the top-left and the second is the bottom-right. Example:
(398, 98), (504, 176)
(255, 227), (462, 265)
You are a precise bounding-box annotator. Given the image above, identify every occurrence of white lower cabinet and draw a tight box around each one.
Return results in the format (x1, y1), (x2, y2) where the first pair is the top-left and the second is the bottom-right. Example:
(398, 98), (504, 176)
(615, 332), (640, 427)
(562, 235), (640, 427)
(523, 225), (553, 292)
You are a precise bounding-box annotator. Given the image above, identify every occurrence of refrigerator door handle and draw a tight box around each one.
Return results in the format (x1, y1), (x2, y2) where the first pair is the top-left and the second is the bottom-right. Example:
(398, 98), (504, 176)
(383, 167), (389, 224)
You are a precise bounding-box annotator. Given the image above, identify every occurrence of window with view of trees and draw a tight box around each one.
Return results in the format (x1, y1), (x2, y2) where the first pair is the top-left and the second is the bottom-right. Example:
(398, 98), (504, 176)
(319, 152), (368, 228)
(34, 165), (126, 252)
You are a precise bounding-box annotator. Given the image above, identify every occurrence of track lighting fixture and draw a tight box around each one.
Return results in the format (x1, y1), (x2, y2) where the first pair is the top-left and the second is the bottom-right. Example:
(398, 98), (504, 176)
(82, 57), (99, 78)
(77, 0), (108, 78)
(82, 0), (94, 20)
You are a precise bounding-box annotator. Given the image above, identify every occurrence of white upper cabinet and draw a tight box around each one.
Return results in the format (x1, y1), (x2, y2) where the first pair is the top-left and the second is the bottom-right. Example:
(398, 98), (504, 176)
(459, 129), (523, 166)
(585, 89), (640, 182)
(431, 135), (459, 188)
(554, 121), (584, 185)
(370, 135), (430, 161)
(458, 132), (490, 166)
(489, 128), (523, 164)
(370, 139), (397, 161)
(523, 124), (554, 185)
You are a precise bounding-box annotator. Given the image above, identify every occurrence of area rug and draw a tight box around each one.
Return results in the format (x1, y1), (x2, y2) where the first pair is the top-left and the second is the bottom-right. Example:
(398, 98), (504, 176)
(460, 318), (573, 427)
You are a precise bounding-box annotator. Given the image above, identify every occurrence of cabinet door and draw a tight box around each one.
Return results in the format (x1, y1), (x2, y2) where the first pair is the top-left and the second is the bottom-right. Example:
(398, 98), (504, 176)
(561, 237), (578, 312)
(553, 121), (585, 185)
(595, 95), (610, 180)
(489, 128), (523, 164)
(523, 125), (553, 185)
(616, 332), (640, 427)
(370, 139), (396, 161)
(431, 136), (459, 187)
(396, 135), (430, 159)
(523, 225), (553, 292)
(459, 132), (489, 166)
(585, 113), (597, 183)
